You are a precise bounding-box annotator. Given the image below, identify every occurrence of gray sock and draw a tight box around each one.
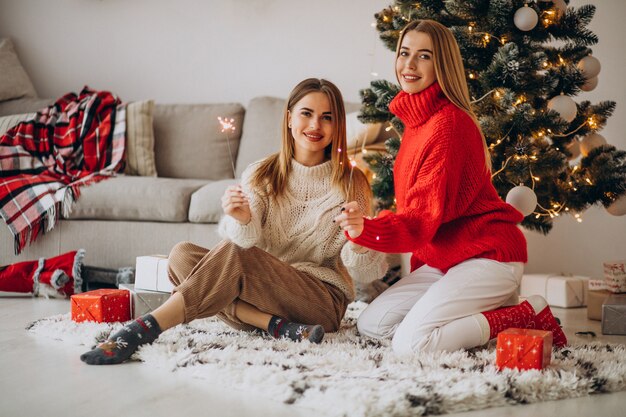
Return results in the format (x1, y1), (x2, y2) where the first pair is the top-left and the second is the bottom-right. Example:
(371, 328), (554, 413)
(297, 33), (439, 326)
(80, 314), (162, 365)
(267, 316), (324, 343)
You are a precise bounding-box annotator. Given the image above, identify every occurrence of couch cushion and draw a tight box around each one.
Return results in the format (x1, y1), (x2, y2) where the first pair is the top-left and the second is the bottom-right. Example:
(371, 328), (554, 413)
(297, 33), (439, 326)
(0, 38), (37, 102)
(124, 100), (157, 177)
(66, 176), (208, 222)
(235, 96), (284, 178)
(152, 103), (244, 180)
(0, 97), (52, 117)
(188, 179), (239, 224)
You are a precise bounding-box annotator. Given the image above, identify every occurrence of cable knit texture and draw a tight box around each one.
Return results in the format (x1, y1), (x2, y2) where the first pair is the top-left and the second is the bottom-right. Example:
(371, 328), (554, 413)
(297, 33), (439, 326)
(219, 159), (388, 301)
(351, 82), (527, 272)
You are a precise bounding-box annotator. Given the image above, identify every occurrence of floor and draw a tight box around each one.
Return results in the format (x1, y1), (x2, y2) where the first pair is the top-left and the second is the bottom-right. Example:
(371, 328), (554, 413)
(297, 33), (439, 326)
(1, 294), (625, 417)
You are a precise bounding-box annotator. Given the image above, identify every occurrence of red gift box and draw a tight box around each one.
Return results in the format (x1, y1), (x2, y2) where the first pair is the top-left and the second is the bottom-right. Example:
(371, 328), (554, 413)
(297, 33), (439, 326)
(70, 289), (131, 323)
(496, 328), (553, 371)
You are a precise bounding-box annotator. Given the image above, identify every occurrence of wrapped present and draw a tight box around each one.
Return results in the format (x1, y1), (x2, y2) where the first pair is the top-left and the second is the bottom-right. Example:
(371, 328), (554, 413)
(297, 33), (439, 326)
(520, 274), (588, 308)
(71, 289), (130, 323)
(496, 328), (553, 371)
(603, 261), (626, 293)
(587, 289), (611, 321)
(134, 255), (173, 293)
(588, 279), (608, 292)
(602, 294), (626, 335)
(119, 283), (170, 319)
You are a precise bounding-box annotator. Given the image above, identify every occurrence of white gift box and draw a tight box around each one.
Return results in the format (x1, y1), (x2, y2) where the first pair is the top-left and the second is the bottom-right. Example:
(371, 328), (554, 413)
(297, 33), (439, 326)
(520, 274), (589, 308)
(134, 255), (174, 293)
(119, 283), (171, 319)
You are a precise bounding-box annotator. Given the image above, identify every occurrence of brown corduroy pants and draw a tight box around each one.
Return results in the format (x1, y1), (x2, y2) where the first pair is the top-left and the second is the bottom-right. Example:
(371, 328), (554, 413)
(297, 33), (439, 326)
(167, 240), (349, 332)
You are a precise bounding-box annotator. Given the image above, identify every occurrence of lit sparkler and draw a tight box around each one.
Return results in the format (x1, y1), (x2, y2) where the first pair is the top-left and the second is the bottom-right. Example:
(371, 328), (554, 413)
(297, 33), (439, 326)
(346, 139), (360, 201)
(218, 116), (237, 178)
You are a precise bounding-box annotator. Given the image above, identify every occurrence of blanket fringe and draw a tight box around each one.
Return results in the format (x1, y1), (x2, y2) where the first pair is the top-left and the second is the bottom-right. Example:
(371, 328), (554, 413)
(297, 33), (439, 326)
(13, 188), (77, 255)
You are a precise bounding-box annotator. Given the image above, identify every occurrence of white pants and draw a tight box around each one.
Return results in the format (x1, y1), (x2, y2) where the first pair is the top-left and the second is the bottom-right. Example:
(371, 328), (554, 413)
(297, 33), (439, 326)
(357, 258), (524, 356)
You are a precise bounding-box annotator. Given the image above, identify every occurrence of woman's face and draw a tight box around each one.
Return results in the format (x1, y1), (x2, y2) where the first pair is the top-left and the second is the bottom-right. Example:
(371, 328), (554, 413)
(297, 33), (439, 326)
(396, 30), (436, 94)
(288, 91), (334, 165)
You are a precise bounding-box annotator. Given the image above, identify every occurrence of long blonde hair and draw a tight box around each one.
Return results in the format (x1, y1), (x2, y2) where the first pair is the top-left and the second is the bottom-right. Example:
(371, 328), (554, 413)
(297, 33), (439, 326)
(249, 78), (371, 206)
(396, 20), (492, 172)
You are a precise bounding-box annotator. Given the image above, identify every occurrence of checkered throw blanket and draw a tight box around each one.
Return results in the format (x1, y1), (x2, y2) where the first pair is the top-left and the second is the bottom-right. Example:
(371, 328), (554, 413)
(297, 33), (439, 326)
(0, 87), (126, 254)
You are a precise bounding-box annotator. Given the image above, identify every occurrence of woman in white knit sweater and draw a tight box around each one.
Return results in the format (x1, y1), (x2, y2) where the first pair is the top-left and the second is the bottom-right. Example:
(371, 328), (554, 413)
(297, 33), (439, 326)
(81, 78), (387, 365)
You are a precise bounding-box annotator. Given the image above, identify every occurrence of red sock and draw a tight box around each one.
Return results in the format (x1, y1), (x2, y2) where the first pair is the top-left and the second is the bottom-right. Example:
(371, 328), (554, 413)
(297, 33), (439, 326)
(529, 306), (568, 348)
(481, 300), (536, 340)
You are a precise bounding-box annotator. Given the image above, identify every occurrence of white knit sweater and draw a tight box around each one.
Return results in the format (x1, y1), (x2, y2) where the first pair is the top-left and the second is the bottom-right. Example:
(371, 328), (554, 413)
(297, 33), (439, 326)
(218, 159), (388, 301)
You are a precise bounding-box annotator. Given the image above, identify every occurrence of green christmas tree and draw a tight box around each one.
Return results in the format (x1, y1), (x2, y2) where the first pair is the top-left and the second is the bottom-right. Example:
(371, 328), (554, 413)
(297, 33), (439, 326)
(360, 0), (626, 233)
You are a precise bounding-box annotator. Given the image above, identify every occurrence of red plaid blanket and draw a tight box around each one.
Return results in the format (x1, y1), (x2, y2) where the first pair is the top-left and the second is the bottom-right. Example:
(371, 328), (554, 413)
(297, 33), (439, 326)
(0, 87), (126, 254)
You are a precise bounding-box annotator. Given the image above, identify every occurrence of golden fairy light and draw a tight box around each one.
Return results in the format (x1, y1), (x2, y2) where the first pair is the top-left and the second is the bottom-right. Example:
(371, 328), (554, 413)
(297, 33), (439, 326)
(217, 116), (237, 178)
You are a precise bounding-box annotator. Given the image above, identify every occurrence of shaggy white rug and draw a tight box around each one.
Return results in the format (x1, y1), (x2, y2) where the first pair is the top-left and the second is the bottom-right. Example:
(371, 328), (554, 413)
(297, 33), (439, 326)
(28, 302), (626, 417)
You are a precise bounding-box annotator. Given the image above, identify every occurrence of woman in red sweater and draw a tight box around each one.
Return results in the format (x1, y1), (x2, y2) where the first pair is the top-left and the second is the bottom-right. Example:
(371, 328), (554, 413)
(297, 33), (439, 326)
(335, 20), (567, 355)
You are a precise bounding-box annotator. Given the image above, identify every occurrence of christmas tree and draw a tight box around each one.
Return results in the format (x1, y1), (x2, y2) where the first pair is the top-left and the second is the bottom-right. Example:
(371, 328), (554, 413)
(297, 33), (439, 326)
(359, 0), (626, 233)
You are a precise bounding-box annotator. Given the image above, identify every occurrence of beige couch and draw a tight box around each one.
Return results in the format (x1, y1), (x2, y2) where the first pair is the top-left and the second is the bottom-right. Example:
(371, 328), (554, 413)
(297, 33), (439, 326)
(0, 95), (389, 269)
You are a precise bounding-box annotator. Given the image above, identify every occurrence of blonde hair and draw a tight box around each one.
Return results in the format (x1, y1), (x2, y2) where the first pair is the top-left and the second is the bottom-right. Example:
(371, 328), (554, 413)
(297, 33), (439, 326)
(249, 78), (371, 208)
(396, 20), (492, 171)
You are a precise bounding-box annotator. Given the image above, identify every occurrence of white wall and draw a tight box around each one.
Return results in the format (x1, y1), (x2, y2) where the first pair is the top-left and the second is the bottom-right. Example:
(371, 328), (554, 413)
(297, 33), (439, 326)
(1, 0), (624, 277)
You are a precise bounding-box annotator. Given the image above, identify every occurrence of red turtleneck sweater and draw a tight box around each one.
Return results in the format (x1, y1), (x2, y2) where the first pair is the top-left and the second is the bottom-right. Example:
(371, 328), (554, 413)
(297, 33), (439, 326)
(351, 82), (527, 272)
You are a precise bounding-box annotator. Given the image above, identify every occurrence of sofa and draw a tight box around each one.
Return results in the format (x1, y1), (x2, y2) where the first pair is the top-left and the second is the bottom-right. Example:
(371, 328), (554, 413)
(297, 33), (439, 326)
(0, 38), (390, 269)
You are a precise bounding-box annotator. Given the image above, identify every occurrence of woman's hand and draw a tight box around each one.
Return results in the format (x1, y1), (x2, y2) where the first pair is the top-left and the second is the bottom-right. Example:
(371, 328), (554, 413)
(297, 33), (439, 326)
(334, 201), (364, 239)
(221, 185), (251, 225)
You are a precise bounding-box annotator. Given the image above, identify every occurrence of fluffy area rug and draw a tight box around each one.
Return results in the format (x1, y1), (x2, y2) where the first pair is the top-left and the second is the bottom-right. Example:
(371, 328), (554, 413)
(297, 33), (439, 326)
(28, 302), (626, 417)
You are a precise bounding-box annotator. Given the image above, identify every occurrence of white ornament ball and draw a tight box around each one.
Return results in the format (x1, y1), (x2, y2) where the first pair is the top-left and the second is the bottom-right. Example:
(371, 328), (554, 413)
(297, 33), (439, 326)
(580, 132), (607, 156)
(607, 194), (626, 216)
(506, 185), (538, 217)
(565, 140), (581, 159)
(577, 55), (601, 78)
(581, 76), (598, 92)
(514, 6), (539, 31)
(547, 95), (577, 123)
(552, 0), (567, 17)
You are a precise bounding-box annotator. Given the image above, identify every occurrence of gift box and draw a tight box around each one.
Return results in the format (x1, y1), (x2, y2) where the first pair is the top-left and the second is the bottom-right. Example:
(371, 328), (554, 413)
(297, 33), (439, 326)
(70, 289), (131, 323)
(520, 274), (588, 308)
(496, 328), (553, 371)
(601, 294), (626, 335)
(587, 289), (611, 321)
(134, 255), (173, 293)
(588, 279), (609, 291)
(603, 260), (626, 293)
(119, 283), (170, 319)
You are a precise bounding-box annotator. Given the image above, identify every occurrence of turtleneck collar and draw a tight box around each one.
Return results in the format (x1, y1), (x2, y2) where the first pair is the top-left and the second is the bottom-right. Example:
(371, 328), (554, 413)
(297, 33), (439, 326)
(290, 158), (333, 178)
(389, 82), (450, 129)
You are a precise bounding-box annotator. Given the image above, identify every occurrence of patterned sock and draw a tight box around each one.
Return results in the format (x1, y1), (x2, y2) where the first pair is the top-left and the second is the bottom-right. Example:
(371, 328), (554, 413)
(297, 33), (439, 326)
(80, 314), (162, 365)
(267, 316), (324, 344)
(481, 300), (536, 340)
(529, 306), (568, 348)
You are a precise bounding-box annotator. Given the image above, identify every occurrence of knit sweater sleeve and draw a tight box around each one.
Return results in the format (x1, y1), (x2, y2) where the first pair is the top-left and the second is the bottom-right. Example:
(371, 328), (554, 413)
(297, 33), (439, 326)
(340, 174), (388, 283)
(352, 112), (485, 253)
(218, 163), (266, 248)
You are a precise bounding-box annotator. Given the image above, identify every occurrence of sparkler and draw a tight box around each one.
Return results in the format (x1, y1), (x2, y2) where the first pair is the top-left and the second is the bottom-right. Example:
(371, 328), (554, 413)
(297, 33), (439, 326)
(346, 139), (360, 201)
(217, 116), (237, 178)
